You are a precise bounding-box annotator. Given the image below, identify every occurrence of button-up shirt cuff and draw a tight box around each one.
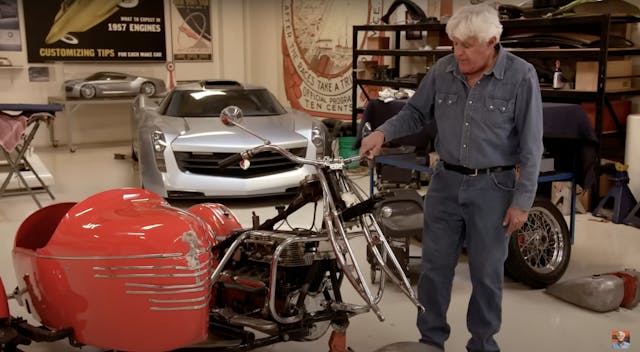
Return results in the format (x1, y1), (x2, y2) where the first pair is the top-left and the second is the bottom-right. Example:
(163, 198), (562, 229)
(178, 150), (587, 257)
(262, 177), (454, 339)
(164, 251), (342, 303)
(511, 192), (535, 211)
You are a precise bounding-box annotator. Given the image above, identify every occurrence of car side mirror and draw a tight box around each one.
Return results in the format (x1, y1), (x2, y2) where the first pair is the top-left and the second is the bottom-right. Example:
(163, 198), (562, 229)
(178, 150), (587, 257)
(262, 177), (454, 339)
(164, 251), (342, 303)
(220, 105), (243, 126)
(219, 105), (271, 145)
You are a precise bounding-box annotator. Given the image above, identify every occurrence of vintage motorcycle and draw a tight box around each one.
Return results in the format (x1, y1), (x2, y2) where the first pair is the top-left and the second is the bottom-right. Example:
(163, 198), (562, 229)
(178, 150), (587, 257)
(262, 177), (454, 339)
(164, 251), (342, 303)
(0, 106), (423, 352)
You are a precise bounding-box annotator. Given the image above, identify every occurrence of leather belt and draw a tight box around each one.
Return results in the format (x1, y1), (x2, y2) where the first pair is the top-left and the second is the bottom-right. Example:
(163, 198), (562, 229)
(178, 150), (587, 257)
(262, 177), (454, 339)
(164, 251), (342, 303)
(442, 161), (515, 176)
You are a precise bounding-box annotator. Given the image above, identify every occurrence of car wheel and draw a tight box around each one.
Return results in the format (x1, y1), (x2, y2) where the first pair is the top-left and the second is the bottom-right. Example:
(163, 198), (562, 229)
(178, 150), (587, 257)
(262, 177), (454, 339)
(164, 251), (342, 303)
(118, 0), (138, 8)
(140, 82), (156, 96)
(504, 198), (571, 289)
(80, 84), (96, 99)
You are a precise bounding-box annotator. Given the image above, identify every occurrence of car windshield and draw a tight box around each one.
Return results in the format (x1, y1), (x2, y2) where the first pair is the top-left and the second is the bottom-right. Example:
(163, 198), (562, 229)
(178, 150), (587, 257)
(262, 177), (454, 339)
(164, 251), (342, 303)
(85, 72), (126, 81)
(159, 88), (287, 117)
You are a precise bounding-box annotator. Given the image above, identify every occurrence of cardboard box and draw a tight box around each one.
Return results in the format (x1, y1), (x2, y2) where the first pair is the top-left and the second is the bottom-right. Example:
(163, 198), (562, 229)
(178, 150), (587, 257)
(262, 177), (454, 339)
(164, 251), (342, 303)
(575, 59), (633, 92)
(551, 181), (588, 215)
(356, 60), (378, 80)
(366, 36), (390, 49)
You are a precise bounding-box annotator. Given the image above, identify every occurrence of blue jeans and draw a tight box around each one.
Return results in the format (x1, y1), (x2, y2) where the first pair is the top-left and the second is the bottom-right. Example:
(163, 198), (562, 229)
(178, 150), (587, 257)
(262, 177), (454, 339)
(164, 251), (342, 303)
(417, 164), (514, 352)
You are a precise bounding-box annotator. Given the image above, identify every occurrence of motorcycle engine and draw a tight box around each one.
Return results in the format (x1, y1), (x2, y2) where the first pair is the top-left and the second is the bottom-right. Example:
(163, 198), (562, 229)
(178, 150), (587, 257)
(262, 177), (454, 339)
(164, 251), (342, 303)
(213, 230), (335, 319)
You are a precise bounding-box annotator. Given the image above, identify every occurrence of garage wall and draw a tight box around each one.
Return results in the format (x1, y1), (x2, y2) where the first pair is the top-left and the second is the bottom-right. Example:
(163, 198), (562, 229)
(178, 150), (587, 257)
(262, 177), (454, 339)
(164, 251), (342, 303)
(3, 0), (638, 148)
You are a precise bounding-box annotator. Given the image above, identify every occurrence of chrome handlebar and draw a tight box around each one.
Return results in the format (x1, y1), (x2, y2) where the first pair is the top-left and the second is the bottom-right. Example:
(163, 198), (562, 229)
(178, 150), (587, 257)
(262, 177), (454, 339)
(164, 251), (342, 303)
(220, 143), (363, 170)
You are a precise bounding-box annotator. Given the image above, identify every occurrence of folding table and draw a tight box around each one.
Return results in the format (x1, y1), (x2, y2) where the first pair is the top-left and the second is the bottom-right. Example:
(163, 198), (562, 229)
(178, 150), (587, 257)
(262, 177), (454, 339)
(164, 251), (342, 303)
(0, 103), (64, 207)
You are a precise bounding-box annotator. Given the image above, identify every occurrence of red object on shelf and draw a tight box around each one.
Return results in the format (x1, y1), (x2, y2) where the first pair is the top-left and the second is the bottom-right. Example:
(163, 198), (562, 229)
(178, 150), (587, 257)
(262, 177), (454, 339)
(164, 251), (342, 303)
(581, 100), (631, 133)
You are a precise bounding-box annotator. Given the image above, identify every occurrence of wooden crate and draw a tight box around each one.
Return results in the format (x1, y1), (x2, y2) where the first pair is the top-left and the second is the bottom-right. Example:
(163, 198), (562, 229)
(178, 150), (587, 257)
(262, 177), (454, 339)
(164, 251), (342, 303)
(575, 59), (632, 92)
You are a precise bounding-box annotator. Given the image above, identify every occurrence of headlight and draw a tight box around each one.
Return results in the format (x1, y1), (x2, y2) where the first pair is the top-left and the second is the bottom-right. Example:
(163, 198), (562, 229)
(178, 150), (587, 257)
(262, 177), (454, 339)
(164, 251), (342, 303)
(151, 130), (167, 172)
(311, 121), (329, 159)
(152, 131), (167, 152)
(380, 206), (393, 218)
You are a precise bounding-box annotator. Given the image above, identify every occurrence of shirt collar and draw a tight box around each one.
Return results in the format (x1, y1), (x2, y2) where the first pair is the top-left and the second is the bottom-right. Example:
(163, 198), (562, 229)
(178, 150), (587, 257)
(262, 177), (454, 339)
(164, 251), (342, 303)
(446, 43), (507, 80)
(492, 44), (507, 80)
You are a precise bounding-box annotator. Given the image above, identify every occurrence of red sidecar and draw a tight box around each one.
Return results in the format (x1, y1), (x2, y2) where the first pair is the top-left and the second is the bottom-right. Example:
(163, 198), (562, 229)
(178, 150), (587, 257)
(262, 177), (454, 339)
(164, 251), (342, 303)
(11, 188), (240, 352)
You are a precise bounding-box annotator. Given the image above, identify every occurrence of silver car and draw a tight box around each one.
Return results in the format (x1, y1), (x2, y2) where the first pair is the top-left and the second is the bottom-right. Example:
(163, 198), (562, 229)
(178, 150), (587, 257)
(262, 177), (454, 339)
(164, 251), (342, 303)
(131, 80), (330, 199)
(65, 71), (166, 99)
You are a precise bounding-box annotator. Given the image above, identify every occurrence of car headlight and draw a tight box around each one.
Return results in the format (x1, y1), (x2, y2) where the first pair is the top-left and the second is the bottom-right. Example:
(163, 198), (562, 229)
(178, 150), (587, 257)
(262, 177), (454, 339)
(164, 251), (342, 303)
(152, 130), (167, 172)
(311, 121), (329, 159)
(380, 206), (394, 218)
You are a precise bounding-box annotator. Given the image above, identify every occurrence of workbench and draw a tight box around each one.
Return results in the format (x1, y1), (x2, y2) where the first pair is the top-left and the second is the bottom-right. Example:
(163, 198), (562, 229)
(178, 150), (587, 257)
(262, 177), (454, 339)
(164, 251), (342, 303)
(0, 103), (63, 207)
(363, 101), (599, 242)
(47, 96), (135, 152)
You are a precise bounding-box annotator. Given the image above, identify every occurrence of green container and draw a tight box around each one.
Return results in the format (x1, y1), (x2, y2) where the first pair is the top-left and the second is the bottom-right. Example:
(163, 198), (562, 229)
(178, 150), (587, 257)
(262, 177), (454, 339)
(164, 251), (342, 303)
(338, 136), (359, 169)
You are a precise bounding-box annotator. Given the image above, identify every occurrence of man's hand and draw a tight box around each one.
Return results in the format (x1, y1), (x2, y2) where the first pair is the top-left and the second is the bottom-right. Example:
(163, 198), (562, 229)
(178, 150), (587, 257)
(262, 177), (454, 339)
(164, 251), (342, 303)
(502, 207), (529, 235)
(358, 130), (385, 159)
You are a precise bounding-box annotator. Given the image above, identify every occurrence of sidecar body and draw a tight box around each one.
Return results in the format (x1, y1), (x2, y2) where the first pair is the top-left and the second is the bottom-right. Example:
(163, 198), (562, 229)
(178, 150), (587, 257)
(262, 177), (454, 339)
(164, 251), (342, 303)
(11, 188), (240, 352)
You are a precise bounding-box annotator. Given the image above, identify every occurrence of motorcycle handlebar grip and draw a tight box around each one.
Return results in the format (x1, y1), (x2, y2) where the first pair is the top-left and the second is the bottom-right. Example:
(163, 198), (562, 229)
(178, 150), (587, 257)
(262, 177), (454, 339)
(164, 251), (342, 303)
(218, 153), (244, 168)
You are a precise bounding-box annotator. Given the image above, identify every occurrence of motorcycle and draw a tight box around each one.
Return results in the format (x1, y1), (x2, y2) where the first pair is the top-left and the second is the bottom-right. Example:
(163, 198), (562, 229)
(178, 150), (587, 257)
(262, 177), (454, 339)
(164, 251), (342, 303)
(0, 106), (423, 352)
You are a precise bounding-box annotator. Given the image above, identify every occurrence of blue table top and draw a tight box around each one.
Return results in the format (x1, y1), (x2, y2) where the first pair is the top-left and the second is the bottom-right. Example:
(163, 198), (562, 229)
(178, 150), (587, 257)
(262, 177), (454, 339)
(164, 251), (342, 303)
(0, 103), (64, 113)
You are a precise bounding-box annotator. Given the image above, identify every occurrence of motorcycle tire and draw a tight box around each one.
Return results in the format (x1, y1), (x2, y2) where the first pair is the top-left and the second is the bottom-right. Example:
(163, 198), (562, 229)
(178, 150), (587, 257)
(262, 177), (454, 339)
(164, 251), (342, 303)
(504, 198), (571, 289)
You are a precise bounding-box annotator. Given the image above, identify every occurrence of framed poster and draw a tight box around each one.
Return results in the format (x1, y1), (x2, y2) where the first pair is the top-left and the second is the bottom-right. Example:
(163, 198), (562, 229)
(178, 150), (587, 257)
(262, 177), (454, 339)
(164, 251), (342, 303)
(23, 0), (166, 62)
(170, 0), (212, 61)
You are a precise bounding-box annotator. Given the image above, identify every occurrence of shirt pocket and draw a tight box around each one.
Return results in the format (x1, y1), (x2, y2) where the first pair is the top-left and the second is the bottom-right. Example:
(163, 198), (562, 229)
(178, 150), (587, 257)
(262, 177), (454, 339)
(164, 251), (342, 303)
(435, 93), (458, 116)
(491, 169), (516, 191)
(436, 93), (458, 107)
(484, 97), (515, 126)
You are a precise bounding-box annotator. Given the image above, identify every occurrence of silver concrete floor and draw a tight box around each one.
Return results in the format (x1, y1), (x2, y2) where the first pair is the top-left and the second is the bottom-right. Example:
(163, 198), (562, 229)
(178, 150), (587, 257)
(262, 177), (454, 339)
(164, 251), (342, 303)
(1, 143), (638, 352)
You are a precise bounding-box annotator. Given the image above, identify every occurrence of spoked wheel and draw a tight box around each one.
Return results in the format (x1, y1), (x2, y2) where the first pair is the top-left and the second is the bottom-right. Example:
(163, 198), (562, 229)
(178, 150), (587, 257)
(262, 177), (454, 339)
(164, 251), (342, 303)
(505, 198), (571, 289)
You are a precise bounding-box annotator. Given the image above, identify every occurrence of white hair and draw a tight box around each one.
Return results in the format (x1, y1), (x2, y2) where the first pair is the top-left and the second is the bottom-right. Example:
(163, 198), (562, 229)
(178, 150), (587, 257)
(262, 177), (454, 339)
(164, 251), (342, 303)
(445, 4), (503, 44)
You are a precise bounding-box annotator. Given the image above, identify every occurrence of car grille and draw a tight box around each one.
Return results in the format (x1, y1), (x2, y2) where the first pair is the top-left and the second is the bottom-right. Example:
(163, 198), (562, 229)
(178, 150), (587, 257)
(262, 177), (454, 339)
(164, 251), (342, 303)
(65, 86), (73, 92)
(174, 148), (307, 178)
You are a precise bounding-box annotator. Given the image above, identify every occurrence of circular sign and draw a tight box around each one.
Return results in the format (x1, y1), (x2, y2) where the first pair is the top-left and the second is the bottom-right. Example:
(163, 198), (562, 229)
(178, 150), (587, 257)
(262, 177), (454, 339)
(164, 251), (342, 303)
(282, 0), (380, 119)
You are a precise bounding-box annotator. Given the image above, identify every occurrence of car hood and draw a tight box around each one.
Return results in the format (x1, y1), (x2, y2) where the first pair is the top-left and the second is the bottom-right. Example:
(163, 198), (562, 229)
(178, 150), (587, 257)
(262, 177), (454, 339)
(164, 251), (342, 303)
(170, 115), (308, 152)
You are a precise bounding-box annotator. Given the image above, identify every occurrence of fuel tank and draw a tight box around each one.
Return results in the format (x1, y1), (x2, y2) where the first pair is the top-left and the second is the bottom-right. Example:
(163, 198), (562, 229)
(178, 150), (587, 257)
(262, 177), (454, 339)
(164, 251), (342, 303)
(12, 188), (215, 352)
(546, 274), (624, 312)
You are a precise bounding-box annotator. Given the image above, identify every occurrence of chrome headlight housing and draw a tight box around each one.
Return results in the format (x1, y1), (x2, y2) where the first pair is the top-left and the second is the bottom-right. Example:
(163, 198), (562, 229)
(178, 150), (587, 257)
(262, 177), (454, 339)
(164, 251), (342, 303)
(151, 130), (167, 172)
(311, 121), (330, 159)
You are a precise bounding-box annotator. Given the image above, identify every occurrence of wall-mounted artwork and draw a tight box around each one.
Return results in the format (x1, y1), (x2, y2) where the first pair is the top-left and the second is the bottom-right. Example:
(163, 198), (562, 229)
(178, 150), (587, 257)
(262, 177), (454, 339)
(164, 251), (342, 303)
(28, 66), (50, 82)
(0, 0), (21, 51)
(282, 0), (384, 119)
(23, 0), (166, 62)
(170, 0), (213, 61)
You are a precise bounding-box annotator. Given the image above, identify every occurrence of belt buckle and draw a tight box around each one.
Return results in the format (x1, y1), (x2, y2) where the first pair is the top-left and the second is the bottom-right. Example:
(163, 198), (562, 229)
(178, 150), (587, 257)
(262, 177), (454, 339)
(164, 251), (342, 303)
(470, 168), (479, 176)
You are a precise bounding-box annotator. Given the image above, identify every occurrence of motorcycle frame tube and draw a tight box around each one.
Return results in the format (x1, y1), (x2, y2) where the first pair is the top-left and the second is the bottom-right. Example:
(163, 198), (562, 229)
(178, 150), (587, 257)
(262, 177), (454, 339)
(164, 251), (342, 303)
(339, 173), (422, 311)
(209, 231), (252, 284)
(316, 170), (384, 321)
(359, 213), (423, 311)
(267, 234), (330, 324)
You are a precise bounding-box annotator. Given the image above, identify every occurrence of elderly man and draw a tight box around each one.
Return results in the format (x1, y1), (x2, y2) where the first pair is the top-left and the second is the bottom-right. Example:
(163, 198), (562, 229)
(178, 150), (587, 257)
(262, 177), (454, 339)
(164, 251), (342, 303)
(359, 4), (543, 352)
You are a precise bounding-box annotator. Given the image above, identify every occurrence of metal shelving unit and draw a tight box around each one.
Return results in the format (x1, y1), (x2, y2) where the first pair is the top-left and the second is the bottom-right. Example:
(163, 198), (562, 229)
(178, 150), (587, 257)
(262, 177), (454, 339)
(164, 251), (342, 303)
(351, 14), (640, 204)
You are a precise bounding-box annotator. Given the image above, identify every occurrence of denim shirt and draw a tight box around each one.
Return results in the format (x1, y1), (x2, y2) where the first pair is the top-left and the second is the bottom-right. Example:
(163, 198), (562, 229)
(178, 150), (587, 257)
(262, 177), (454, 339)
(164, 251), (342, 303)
(378, 44), (543, 210)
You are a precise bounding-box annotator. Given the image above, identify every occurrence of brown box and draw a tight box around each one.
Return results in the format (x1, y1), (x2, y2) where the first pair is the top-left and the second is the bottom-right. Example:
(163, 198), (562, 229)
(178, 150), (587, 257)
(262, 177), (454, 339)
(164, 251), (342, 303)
(551, 181), (589, 214)
(366, 36), (390, 49)
(599, 173), (613, 198)
(581, 99), (631, 133)
(357, 60), (378, 80)
(575, 59), (633, 92)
